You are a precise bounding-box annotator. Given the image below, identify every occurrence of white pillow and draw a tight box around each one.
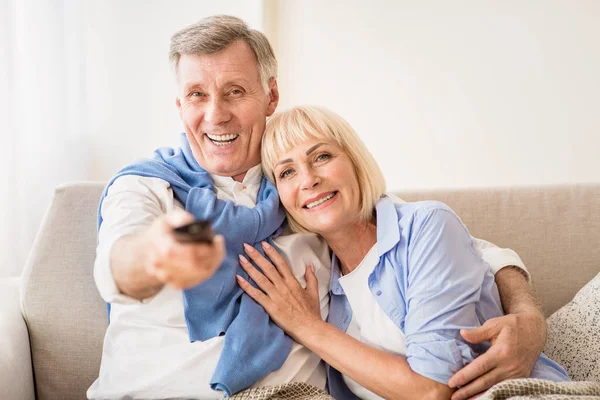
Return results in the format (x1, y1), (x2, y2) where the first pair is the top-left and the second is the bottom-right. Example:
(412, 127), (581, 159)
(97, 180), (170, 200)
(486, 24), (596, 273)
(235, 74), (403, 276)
(544, 272), (600, 381)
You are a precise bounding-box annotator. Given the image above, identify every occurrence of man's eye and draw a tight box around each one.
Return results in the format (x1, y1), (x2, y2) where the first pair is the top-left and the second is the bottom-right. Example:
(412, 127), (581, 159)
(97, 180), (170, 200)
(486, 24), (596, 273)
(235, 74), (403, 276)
(190, 92), (205, 97)
(228, 89), (243, 96)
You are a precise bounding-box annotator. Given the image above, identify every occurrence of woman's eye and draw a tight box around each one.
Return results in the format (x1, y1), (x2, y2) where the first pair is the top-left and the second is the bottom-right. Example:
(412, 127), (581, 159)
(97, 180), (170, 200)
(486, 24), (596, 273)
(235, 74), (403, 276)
(279, 169), (293, 179)
(316, 153), (331, 162)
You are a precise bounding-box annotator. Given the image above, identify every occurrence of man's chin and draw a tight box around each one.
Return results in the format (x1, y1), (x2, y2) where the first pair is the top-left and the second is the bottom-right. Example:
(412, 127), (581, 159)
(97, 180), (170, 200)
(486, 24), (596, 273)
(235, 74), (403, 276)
(204, 163), (249, 180)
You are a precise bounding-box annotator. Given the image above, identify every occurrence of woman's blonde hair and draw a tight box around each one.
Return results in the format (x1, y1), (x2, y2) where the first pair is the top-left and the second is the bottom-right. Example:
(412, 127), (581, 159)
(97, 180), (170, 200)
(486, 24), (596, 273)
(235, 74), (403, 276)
(262, 106), (386, 233)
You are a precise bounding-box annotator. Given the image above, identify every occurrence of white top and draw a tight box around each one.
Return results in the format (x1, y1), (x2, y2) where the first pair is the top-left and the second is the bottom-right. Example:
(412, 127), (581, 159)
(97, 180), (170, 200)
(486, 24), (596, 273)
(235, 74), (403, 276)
(87, 165), (332, 400)
(87, 168), (529, 400)
(338, 244), (406, 400)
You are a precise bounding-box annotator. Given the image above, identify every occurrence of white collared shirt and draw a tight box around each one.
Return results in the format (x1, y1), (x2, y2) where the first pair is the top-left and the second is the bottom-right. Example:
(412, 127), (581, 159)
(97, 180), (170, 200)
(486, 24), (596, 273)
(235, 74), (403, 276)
(88, 165), (331, 400)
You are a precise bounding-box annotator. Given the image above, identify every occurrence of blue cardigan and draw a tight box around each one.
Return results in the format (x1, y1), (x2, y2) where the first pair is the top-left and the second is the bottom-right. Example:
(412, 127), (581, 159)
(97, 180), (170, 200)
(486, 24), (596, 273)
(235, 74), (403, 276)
(98, 133), (292, 396)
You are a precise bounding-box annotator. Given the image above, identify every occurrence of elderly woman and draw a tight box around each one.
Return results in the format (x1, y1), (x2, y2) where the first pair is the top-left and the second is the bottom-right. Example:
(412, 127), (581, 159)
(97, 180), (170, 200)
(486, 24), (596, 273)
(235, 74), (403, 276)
(236, 106), (569, 400)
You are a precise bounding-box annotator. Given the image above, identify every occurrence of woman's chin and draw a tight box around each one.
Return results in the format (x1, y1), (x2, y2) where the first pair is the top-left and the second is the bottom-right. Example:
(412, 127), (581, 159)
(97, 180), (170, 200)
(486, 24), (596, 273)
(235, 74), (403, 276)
(302, 219), (343, 238)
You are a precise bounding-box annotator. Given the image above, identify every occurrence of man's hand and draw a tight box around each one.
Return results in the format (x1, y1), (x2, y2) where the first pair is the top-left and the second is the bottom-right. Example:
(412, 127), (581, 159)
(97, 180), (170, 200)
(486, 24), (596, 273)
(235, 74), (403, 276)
(448, 310), (546, 400)
(111, 210), (225, 299)
(144, 210), (225, 289)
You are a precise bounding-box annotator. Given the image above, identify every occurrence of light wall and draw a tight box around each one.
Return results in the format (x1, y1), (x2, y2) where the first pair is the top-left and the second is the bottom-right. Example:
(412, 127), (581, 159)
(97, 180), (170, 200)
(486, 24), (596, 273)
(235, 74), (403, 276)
(270, 0), (600, 190)
(85, 0), (266, 180)
(3, 1), (599, 277)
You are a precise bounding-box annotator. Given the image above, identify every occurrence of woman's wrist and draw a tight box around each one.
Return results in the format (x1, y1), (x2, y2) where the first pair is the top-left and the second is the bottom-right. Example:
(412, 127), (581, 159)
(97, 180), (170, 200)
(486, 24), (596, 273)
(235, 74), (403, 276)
(290, 316), (329, 347)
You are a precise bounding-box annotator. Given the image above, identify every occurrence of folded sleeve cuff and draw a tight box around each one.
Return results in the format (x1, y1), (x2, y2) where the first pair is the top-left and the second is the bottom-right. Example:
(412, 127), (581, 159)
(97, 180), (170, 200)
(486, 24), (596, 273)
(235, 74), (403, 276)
(474, 239), (530, 282)
(406, 337), (477, 385)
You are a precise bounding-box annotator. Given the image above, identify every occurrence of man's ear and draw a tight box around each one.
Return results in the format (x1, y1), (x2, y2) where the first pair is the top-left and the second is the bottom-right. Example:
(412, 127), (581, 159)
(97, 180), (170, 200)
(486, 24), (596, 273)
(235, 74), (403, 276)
(176, 97), (182, 112)
(266, 78), (279, 116)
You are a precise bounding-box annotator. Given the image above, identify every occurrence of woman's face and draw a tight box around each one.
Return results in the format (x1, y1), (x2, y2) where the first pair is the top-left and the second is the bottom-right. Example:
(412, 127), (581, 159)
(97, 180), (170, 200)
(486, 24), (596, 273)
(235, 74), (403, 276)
(273, 138), (362, 236)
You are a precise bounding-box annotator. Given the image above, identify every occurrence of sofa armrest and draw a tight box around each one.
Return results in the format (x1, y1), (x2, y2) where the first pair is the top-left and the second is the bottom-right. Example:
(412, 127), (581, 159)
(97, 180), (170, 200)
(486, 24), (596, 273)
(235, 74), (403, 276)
(0, 277), (35, 400)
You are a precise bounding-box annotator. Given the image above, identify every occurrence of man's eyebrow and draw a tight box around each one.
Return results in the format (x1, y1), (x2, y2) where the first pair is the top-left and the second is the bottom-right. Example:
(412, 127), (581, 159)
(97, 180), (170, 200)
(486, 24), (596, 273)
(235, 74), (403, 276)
(184, 82), (204, 91)
(275, 143), (328, 167)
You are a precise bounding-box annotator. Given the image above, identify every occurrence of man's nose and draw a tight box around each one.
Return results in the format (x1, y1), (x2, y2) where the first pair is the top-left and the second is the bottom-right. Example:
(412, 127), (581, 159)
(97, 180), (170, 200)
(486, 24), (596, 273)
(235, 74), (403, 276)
(204, 97), (230, 125)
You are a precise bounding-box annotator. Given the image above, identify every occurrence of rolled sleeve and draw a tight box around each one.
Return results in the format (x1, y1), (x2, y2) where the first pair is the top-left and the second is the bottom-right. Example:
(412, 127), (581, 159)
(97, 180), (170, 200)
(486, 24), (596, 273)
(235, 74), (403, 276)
(94, 175), (176, 304)
(474, 238), (530, 282)
(406, 333), (477, 385)
(403, 205), (489, 384)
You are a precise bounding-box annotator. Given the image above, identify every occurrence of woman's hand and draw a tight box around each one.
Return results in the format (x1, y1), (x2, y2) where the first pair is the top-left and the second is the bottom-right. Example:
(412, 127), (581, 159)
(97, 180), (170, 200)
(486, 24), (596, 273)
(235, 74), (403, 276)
(238, 242), (451, 400)
(236, 241), (322, 341)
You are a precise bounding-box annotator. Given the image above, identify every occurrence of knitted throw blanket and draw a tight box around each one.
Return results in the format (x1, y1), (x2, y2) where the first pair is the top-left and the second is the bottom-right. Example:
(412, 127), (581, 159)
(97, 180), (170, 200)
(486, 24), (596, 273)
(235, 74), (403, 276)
(480, 379), (600, 400)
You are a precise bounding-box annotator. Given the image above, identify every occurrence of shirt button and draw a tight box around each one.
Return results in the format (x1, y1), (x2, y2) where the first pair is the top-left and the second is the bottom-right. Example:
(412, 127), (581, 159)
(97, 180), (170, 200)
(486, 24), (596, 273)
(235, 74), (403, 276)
(376, 290), (382, 296)
(242, 185), (247, 190)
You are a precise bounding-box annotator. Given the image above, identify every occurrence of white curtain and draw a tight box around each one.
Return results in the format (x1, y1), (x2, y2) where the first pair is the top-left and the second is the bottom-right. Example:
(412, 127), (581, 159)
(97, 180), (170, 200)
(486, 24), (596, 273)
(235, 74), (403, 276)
(0, 0), (90, 277)
(0, 0), (266, 277)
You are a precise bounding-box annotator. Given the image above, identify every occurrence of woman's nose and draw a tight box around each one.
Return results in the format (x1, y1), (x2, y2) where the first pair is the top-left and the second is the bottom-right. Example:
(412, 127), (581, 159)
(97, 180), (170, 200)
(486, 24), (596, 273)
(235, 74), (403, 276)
(300, 169), (321, 190)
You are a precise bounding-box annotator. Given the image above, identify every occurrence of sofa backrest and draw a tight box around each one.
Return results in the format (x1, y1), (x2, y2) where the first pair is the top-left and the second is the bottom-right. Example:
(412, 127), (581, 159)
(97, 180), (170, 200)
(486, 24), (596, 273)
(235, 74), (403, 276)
(19, 182), (599, 400)
(395, 184), (600, 317)
(20, 182), (107, 400)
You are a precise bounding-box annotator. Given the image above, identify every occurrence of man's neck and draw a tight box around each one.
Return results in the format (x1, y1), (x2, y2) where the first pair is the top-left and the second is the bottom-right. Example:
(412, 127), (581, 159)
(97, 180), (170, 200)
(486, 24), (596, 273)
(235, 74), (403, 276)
(222, 164), (262, 183)
(231, 172), (247, 182)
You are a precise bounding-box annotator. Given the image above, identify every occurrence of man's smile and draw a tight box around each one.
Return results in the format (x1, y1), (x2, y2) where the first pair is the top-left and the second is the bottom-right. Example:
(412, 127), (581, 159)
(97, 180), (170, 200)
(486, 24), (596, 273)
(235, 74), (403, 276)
(205, 133), (240, 146)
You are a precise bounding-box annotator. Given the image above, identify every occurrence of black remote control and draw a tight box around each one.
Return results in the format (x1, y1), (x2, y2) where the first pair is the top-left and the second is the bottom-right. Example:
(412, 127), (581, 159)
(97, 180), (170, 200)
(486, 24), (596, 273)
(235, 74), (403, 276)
(173, 220), (214, 244)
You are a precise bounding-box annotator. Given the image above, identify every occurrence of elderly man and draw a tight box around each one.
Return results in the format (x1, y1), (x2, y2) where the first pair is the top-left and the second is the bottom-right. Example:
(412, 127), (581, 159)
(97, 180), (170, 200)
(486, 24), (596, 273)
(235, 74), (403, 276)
(88, 15), (547, 400)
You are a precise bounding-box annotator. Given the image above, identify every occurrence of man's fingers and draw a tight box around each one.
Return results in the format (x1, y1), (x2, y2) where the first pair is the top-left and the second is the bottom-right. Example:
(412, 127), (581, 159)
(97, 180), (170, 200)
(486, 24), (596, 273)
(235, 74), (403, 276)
(449, 351), (495, 388)
(460, 319), (500, 344)
(238, 254), (276, 294)
(450, 368), (503, 400)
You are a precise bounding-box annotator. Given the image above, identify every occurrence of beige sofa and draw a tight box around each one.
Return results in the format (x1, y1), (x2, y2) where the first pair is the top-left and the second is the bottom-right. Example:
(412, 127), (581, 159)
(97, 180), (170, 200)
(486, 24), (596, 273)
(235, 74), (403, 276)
(1, 182), (599, 400)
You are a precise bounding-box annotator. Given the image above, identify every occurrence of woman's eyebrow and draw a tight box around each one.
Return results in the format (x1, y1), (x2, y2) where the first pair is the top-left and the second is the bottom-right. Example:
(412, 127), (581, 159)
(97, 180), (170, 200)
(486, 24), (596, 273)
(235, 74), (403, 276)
(275, 143), (328, 167)
(275, 158), (293, 167)
(305, 143), (327, 156)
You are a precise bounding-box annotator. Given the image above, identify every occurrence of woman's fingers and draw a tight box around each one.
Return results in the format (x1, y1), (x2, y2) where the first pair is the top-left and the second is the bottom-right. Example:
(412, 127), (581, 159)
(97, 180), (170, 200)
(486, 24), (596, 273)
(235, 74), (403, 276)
(242, 243), (285, 286)
(238, 254), (276, 294)
(260, 241), (296, 281)
(236, 274), (270, 308)
(304, 264), (322, 314)
(304, 264), (319, 298)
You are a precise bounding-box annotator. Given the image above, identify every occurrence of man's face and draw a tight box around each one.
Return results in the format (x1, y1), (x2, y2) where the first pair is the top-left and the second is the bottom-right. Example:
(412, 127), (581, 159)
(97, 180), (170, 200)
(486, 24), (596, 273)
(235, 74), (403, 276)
(176, 40), (279, 181)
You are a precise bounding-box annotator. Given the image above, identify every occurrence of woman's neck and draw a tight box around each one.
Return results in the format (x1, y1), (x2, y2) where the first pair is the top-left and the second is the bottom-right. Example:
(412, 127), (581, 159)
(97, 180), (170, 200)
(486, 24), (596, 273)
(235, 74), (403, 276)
(323, 219), (378, 276)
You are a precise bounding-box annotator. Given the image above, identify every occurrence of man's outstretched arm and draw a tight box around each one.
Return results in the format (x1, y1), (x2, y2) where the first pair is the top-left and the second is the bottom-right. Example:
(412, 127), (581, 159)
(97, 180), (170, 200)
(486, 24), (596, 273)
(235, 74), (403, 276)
(448, 266), (546, 400)
(95, 176), (225, 302)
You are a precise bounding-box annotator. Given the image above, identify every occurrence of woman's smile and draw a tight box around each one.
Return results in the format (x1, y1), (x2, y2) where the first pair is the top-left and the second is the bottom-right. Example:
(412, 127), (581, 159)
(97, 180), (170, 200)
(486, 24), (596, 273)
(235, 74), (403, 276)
(302, 191), (338, 210)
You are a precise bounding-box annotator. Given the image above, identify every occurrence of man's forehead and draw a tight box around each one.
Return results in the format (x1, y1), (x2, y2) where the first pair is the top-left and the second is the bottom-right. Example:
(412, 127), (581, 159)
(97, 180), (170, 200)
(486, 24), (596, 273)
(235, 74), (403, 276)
(177, 41), (261, 87)
(180, 66), (254, 86)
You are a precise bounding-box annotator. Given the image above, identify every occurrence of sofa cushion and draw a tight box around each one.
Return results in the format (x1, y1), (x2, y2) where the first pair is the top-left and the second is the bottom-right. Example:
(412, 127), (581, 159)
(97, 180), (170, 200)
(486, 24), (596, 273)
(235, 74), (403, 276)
(544, 272), (600, 381)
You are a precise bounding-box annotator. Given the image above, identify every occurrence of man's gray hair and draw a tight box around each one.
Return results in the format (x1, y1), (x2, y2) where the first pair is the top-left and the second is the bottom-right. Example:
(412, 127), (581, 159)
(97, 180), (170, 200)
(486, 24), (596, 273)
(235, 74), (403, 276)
(169, 15), (277, 92)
